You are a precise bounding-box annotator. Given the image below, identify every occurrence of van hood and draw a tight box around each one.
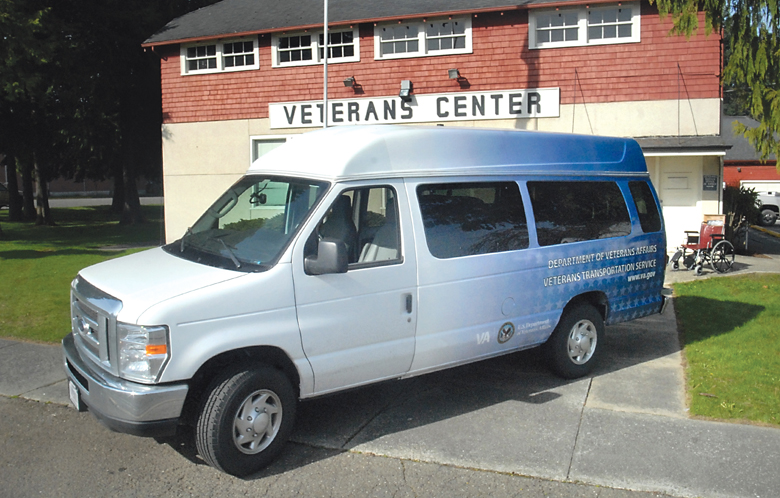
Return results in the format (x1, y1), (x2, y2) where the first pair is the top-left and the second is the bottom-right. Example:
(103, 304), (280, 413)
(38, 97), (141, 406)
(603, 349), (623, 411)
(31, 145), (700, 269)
(77, 247), (245, 323)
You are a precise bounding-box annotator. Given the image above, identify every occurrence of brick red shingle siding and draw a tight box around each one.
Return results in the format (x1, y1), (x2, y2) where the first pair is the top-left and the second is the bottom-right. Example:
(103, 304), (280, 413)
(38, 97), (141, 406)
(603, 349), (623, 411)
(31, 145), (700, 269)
(159, 2), (721, 124)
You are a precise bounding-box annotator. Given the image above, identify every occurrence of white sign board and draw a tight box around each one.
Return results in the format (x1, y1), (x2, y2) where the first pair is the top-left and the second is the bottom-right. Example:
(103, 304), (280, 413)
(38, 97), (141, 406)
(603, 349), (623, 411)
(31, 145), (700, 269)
(269, 88), (560, 129)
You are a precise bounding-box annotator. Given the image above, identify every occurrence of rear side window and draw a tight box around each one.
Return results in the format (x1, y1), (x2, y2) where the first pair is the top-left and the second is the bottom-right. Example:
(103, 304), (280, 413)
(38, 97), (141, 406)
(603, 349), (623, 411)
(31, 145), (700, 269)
(417, 182), (529, 259)
(629, 181), (662, 233)
(528, 181), (631, 246)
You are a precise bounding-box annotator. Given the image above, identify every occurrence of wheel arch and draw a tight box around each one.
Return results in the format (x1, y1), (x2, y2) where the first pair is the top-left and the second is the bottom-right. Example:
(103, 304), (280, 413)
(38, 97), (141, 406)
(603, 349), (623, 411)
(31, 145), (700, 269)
(564, 291), (609, 322)
(180, 346), (301, 425)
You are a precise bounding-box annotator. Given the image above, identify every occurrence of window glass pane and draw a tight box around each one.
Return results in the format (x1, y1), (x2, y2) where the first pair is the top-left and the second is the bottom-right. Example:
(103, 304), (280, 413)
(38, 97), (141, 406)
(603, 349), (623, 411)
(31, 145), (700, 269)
(604, 25), (617, 38)
(356, 187), (401, 264)
(453, 21), (465, 35)
(538, 14), (552, 28)
(302, 48), (312, 60)
(618, 24), (632, 37)
(618, 8), (632, 22)
(408, 40), (418, 52)
(207, 45), (216, 56)
(344, 45), (354, 57)
(551, 30), (564, 42)
(279, 37), (289, 49)
(187, 47), (196, 58)
(528, 181), (631, 246)
(629, 181), (662, 233)
(589, 26), (602, 39)
(246, 54), (254, 65)
(181, 177), (328, 271)
(224, 43), (234, 54)
(417, 182), (528, 259)
(225, 58), (234, 67)
(565, 28), (578, 40)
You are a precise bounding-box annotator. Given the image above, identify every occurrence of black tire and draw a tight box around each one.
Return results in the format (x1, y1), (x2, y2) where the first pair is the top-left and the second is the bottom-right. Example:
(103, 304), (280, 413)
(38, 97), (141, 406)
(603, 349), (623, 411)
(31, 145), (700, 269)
(760, 209), (777, 227)
(544, 304), (604, 379)
(710, 240), (735, 273)
(196, 365), (296, 477)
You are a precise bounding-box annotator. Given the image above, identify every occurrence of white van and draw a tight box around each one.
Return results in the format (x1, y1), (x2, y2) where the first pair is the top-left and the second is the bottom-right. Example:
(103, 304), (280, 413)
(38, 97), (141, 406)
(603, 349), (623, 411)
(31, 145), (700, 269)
(64, 125), (667, 477)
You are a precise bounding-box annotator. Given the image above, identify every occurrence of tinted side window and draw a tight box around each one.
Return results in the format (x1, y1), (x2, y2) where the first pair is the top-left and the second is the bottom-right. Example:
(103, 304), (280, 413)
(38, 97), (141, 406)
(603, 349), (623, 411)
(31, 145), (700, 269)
(528, 181), (631, 246)
(629, 181), (662, 233)
(417, 182), (529, 259)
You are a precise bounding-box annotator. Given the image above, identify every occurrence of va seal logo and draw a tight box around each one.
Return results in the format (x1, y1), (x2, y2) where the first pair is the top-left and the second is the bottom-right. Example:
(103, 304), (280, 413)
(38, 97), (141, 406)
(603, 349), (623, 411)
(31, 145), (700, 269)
(497, 322), (515, 344)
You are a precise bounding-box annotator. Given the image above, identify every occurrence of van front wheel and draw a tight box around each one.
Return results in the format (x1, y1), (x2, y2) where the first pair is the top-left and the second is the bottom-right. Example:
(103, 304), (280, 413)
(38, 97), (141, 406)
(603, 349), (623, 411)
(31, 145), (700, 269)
(196, 366), (296, 477)
(545, 304), (603, 379)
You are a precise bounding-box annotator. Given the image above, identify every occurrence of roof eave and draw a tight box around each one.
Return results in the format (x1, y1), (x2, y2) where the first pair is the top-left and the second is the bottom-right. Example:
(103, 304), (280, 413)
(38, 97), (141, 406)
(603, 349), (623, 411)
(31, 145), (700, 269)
(142, 0), (617, 48)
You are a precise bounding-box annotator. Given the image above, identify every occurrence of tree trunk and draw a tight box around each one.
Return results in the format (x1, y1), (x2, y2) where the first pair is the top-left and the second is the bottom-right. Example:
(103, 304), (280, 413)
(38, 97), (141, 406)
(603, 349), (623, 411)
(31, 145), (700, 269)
(120, 160), (144, 225)
(6, 155), (23, 222)
(111, 160), (125, 214)
(33, 152), (55, 226)
(21, 159), (36, 221)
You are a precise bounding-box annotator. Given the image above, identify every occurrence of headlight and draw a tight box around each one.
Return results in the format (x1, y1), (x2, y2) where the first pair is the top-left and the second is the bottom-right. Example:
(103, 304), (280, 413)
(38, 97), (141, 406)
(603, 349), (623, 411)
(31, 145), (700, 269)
(117, 323), (170, 384)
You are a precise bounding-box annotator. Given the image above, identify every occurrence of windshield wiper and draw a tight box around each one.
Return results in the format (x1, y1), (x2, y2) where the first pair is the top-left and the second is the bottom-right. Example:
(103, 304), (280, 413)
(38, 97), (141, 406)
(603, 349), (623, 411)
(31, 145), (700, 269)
(180, 227), (193, 253)
(218, 238), (242, 269)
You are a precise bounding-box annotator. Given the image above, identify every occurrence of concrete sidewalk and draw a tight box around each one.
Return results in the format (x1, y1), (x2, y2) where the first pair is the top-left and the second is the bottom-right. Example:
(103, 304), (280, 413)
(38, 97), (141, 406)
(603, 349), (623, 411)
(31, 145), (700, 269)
(1, 251), (779, 498)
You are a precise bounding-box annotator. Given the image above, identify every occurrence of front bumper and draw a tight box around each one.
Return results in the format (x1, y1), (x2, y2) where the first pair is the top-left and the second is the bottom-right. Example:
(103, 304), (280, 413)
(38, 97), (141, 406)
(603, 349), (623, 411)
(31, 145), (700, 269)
(62, 333), (188, 437)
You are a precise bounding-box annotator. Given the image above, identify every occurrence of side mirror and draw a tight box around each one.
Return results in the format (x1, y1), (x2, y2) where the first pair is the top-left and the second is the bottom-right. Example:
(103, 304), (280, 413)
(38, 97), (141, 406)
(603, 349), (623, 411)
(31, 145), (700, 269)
(304, 239), (348, 275)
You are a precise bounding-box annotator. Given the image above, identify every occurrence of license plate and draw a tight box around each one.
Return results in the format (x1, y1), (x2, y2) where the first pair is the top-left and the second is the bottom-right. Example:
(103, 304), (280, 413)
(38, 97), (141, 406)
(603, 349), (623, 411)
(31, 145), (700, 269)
(68, 381), (82, 411)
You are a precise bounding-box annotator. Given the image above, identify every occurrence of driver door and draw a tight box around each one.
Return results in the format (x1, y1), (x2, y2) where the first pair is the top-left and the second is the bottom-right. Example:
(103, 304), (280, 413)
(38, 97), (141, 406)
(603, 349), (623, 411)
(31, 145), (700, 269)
(292, 181), (417, 394)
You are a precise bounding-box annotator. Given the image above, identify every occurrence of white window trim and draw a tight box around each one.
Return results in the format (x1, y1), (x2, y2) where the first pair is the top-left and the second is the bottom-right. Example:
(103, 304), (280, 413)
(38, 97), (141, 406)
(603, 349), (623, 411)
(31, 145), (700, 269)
(250, 135), (295, 165)
(529, 2), (640, 50)
(373, 16), (473, 60)
(180, 37), (260, 75)
(271, 27), (360, 68)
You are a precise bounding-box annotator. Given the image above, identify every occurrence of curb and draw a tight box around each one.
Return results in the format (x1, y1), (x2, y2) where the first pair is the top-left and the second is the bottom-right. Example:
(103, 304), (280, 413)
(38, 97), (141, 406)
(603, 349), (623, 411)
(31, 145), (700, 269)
(752, 224), (780, 239)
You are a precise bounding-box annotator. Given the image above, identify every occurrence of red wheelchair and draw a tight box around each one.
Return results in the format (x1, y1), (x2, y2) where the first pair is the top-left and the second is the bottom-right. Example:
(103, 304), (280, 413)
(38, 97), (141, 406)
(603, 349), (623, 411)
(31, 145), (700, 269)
(669, 215), (735, 275)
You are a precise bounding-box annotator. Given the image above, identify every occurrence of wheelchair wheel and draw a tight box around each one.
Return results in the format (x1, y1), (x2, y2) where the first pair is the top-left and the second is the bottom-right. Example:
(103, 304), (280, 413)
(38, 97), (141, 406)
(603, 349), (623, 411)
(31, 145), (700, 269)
(710, 240), (735, 273)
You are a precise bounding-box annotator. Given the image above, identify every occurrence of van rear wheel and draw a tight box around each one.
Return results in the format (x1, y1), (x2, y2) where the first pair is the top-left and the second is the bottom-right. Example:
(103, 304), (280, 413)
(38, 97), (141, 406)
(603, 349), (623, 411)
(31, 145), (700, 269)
(545, 304), (603, 379)
(196, 366), (296, 477)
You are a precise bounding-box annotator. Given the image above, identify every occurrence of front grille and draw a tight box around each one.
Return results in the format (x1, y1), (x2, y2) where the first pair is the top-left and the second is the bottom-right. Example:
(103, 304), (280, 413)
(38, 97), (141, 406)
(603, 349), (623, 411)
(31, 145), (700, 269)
(70, 276), (123, 376)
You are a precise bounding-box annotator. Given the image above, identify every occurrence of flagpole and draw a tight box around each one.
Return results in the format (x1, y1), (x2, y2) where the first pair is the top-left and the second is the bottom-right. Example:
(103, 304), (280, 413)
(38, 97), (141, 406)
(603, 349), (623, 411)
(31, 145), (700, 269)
(323, 0), (328, 128)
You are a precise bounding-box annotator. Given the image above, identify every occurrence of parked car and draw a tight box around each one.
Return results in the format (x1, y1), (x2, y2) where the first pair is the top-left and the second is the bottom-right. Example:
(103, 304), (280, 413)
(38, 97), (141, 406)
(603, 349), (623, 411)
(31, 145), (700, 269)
(757, 191), (780, 226)
(63, 126), (668, 477)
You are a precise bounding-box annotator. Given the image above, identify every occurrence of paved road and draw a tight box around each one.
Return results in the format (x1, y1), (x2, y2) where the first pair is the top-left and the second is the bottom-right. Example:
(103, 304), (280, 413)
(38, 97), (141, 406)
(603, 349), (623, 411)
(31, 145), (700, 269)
(0, 397), (671, 498)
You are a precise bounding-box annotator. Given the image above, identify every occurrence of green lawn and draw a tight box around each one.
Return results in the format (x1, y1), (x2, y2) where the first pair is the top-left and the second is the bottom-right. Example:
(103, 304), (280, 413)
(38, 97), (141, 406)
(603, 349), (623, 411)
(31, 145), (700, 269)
(0, 206), (165, 343)
(674, 274), (780, 426)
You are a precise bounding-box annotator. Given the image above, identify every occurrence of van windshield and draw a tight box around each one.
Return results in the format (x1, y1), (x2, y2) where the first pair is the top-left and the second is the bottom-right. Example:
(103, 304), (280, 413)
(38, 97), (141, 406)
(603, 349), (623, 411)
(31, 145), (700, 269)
(165, 176), (328, 271)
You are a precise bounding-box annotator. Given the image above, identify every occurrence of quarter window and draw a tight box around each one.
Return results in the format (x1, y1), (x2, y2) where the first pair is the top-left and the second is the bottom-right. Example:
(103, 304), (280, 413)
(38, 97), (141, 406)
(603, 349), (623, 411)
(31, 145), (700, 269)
(181, 38), (259, 75)
(528, 181), (631, 246)
(375, 17), (472, 60)
(629, 181), (662, 233)
(417, 182), (528, 259)
(272, 28), (360, 67)
(529, 2), (640, 49)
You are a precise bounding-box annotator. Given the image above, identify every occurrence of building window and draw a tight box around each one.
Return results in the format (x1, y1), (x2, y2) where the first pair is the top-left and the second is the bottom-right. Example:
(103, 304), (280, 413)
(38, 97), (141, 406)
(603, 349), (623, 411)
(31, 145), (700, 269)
(374, 17), (472, 60)
(529, 2), (640, 49)
(272, 28), (360, 67)
(223, 41), (256, 68)
(181, 38), (259, 75)
(319, 31), (356, 59)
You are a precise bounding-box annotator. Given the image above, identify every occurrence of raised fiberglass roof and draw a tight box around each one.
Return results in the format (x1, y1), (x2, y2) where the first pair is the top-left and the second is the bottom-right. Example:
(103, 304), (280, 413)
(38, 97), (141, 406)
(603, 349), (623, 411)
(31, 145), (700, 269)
(247, 125), (648, 181)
